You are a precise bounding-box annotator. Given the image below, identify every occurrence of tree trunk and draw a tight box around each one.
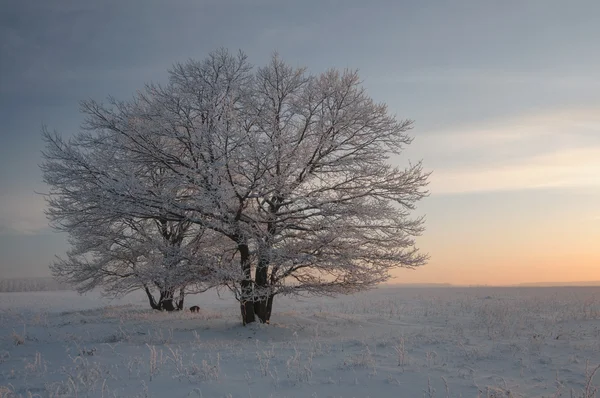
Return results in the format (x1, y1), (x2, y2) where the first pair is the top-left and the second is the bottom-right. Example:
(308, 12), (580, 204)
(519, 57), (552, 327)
(266, 294), (274, 323)
(239, 242), (256, 325)
(240, 291), (255, 325)
(176, 288), (185, 310)
(253, 205), (280, 324)
(266, 265), (278, 323)
(159, 288), (177, 311)
(144, 285), (160, 310)
(254, 294), (274, 324)
(254, 256), (271, 323)
(143, 285), (184, 312)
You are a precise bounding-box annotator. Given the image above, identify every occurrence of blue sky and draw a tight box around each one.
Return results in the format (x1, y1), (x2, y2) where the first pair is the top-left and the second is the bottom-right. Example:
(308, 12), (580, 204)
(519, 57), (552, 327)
(1, 0), (599, 283)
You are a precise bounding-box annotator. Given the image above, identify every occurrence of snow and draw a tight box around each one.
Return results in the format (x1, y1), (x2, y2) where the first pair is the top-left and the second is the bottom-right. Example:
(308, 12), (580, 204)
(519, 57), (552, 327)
(1, 286), (600, 397)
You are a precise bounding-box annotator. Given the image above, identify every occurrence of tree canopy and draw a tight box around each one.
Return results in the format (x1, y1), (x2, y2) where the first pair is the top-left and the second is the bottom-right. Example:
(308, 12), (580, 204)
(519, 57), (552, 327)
(41, 49), (430, 324)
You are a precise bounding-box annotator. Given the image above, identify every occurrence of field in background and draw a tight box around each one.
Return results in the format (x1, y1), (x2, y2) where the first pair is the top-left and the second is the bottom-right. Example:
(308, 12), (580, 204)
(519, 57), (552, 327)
(0, 278), (70, 293)
(1, 286), (600, 397)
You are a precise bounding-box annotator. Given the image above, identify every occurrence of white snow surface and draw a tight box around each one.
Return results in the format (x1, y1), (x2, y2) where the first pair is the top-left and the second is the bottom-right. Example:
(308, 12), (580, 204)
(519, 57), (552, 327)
(1, 286), (600, 397)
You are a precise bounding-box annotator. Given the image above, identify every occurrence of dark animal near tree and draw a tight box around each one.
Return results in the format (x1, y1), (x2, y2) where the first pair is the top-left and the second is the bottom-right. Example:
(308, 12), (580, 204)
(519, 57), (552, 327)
(189, 306), (200, 313)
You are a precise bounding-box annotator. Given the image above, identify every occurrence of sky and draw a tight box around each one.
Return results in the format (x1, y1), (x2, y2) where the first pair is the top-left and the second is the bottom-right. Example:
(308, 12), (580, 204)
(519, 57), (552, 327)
(1, 0), (599, 285)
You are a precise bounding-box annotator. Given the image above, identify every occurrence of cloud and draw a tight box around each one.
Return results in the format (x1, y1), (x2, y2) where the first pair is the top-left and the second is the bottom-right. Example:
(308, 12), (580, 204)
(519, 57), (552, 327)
(431, 147), (600, 194)
(383, 68), (600, 90)
(408, 107), (600, 194)
(0, 193), (49, 235)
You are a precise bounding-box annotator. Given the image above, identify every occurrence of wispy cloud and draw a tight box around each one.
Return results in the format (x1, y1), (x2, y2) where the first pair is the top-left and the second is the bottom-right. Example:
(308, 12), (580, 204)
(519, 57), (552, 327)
(409, 108), (600, 194)
(431, 147), (600, 194)
(0, 194), (48, 235)
(384, 69), (600, 90)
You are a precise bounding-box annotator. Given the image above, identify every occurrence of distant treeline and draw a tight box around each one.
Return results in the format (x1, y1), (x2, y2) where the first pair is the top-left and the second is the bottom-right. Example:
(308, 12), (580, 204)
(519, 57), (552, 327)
(0, 277), (72, 292)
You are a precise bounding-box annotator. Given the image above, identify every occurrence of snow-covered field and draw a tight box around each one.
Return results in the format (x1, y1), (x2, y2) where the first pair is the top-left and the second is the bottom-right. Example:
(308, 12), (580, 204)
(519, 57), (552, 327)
(1, 286), (600, 398)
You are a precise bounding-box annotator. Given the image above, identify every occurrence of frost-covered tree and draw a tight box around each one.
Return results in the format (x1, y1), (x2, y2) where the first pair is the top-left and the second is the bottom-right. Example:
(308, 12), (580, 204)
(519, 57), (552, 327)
(235, 57), (430, 323)
(41, 49), (429, 324)
(41, 128), (226, 311)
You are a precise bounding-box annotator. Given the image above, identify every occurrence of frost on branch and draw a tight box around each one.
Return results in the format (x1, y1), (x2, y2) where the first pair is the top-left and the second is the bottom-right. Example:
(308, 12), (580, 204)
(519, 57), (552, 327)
(41, 48), (429, 324)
